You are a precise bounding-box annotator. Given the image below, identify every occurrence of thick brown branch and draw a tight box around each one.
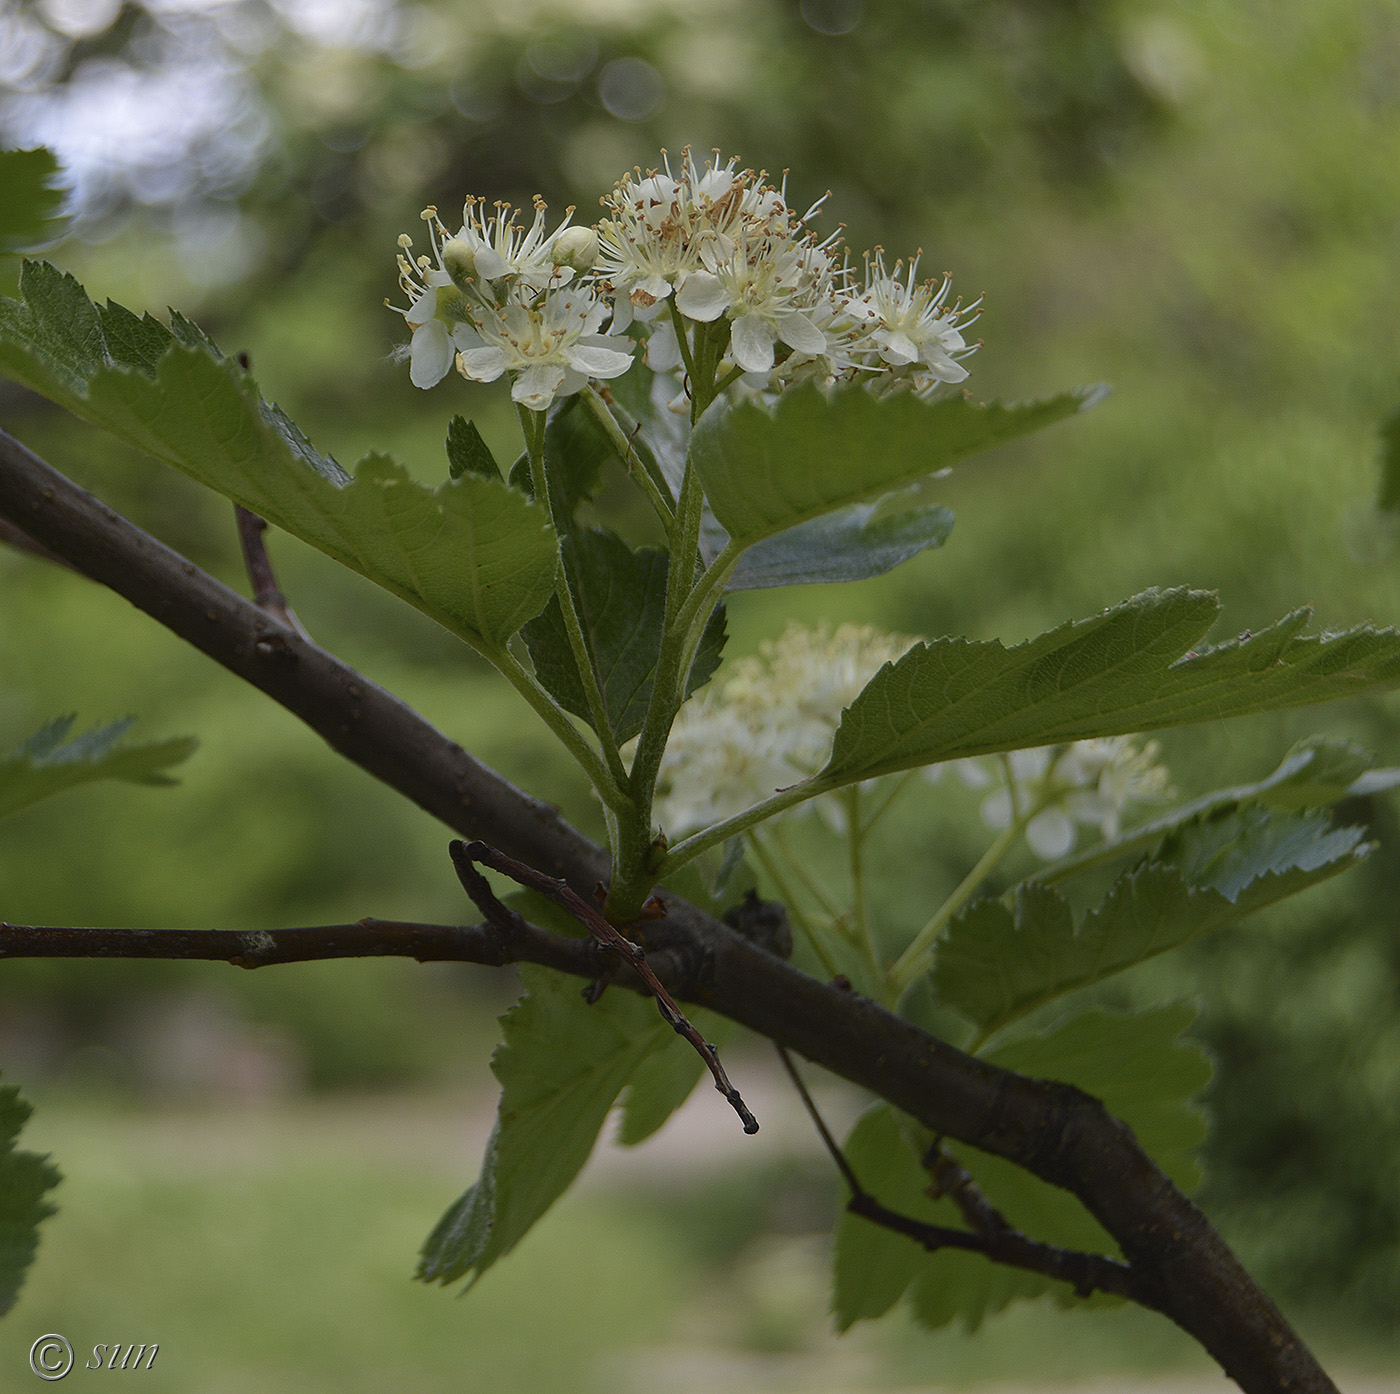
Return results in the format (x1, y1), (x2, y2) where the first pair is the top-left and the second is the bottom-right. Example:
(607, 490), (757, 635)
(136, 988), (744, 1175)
(0, 428), (1339, 1394)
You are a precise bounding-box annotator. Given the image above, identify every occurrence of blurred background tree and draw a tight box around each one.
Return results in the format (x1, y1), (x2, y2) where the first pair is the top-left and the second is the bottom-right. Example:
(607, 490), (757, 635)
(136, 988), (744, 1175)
(2, 0), (1398, 1338)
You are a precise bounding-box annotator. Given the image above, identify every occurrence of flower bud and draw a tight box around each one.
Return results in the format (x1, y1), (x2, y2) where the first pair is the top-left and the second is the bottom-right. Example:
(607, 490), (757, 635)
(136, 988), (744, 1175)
(552, 226), (598, 272)
(441, 238), (476, 290)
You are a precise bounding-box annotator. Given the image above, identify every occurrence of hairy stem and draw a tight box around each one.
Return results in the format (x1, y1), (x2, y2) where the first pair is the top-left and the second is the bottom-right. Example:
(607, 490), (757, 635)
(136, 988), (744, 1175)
(579, 384), (676, 534)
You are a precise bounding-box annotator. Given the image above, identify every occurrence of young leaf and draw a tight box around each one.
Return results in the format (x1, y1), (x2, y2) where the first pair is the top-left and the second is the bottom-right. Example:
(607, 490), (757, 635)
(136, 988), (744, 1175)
(0, 264), (556, 651)
(446, 416), (500, 481)
(616, 1010), (732, 1146)
(417, 965), (670, 1288)
(823, 588), (1400, 786)
(0, 1078), (61, 1317)
(0, 150), (66, 255)
(691, 382), (1099, 548)
(521, 529), (726, 743)
(932, 805), (1367, 1040)
(0, 716), (196, 821)
(833, 1007), (1209, 1333)
(706, 495), (956, 591)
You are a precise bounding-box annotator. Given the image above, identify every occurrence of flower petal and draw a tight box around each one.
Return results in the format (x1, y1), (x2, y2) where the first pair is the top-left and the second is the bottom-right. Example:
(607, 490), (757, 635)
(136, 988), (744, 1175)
(777, 311), (828, 355)
(565, 343), (636, 378)
(730, 314), (775, 374)
(675, 272), (730, 323)
(1026, 808), (1076, 861)
(645, 320), (682, 371)
(409, 320), (454, 388)
(456, 345), (510, 383)
(511, 364), (567, 410)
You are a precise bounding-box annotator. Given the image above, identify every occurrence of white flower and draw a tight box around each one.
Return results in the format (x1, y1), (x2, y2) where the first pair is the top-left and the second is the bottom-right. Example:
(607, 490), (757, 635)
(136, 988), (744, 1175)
(854, 251), (980, 392)
(597, 150), (754, 327)
(977, 738), (1172, 860)
(453, 195), (582, 287)
(389, 198), (632, 406)
(454, 284), (634, 411)
(678, 234), (832, 374)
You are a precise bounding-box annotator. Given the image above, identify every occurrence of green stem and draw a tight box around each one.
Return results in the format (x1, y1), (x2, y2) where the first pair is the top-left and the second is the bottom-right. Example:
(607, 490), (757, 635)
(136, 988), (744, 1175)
(771, 823), (844, 923)
(713, 363), (746, 396)
(549, 553), (630, 790)
(514, 403), (630, 795)
(579, 384), (676, 536)
(887, 818), (1023, 993)
(861, 770), (920, 837)
(667, 300), (701, 399)
(654, 777), (832, 880)
(746, 829), (843, 981)
(610, 431), (711, 914)
(845, 786), (881, 977)
(491, 646), (629, 813)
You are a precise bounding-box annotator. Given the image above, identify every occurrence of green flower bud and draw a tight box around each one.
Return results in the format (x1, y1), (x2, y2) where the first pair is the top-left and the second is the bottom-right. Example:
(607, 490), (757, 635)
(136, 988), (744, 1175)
(441, 238), (476, 291)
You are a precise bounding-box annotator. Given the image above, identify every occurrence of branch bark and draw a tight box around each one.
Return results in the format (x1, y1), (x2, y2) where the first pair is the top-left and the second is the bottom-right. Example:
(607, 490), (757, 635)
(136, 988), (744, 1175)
(0, 428), (1338, 1394)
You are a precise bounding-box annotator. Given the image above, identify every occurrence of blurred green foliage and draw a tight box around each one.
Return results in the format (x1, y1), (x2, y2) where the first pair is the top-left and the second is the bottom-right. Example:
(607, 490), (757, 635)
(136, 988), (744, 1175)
(3, 0), (1400, 1326)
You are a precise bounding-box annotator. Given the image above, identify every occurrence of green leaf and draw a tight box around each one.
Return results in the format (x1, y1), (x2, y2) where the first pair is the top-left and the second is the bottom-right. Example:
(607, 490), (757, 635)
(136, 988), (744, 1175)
(0, 716), (196, 821)
(692, 382), (1099, 547)
(823, 588), (1400, 786)
(711, 495), (955, 591)
(1378, 401), (1400, 512)
(446, 416), (500, 481)
(417, 965), (670, 1288)
(932, 805), (1367, 1040)
(616, 1009), (732, 1146)
(0, 150), (65, 256)
(834, 1007), (1209, 1333)
(0, 1078), (61, 1317)
(521, 529), (726, 743)
(0, 263), (556, 651)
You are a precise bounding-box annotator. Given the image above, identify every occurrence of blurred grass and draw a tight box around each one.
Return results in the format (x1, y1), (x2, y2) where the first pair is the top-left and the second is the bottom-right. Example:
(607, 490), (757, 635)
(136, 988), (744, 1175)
(0, 1090), (1309, 1394)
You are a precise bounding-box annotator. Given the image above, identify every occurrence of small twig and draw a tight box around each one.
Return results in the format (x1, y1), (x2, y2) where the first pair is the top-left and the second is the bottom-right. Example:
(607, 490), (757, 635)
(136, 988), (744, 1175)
(234, 505), (308, 637)
(923, 1140), (1011, 1234)
(0, 916), (594, 975)
(775, 1043), (864, 1195)
(774, 1044), (1157, 1309)
(451, 839), (759, 1134)
(231, 350), (304, 637)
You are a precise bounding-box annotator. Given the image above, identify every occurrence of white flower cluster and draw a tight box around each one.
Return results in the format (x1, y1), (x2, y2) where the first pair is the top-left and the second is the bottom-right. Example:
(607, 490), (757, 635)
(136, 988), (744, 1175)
(653, 623), (1171, 855)
(964, 738), (1173, 860)
(652, 623), (917, 837)
(390, 149), (979, 412)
